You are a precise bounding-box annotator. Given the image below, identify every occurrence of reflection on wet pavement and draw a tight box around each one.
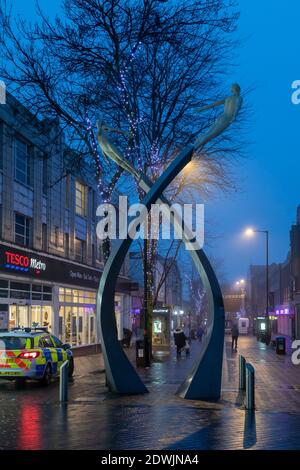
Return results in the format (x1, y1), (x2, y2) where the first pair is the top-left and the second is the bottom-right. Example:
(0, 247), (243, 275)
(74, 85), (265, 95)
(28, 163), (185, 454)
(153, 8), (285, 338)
(0, 336), (299, 450)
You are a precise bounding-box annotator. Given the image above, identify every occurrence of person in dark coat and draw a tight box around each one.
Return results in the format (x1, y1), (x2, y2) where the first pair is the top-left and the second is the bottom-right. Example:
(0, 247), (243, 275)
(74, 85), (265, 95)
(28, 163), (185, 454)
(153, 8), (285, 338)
(231, 321), (239, 352)
(196, 325), (204, 342)
(173, 327), (186, 355)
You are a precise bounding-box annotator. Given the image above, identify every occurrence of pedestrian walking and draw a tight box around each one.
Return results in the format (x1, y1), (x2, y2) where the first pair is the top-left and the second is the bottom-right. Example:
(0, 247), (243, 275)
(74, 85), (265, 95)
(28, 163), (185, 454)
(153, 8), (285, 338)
(183, 324), (191, 344)
(196, 325), (204, 342)
(231, 321), (239, 352)
(173, 327), (187, 355)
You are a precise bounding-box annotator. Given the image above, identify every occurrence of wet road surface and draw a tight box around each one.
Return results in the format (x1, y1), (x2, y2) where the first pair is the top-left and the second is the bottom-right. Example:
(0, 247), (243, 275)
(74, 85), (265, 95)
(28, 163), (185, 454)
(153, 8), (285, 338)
(0, 336), (300, 450)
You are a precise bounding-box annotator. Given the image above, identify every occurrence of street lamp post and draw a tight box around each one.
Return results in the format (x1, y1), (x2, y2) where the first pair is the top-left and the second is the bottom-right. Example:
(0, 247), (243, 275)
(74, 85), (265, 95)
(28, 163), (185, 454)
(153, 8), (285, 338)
(245, 228), (270, 342)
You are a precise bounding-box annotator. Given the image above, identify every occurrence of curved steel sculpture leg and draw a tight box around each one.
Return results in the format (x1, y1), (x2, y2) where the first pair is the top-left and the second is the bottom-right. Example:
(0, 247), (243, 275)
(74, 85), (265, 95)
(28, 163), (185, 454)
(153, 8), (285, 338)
(97, 143), (225, 398)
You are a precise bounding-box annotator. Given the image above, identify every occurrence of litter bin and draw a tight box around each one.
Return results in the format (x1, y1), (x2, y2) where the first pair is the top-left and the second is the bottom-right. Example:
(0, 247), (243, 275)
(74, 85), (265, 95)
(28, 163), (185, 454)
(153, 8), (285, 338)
(136, 340), (145, 367)
(276, 336), (286, 355)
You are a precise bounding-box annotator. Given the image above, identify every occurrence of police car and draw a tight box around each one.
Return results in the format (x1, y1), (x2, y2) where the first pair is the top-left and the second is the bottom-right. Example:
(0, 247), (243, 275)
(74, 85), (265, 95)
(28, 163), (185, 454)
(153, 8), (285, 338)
(0, 328), (74, 386)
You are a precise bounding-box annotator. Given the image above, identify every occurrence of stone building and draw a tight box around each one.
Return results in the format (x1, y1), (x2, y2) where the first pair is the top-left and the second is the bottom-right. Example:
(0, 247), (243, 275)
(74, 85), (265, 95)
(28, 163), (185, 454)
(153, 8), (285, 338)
(0, 93), (134, 349)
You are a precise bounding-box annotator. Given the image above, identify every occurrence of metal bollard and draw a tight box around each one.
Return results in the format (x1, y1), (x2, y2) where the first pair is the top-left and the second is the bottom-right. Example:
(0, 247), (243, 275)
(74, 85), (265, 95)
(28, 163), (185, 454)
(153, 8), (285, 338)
(59, 360), (69, 402)
(245, 363), (255, 410)
(239, 355), (246, 390)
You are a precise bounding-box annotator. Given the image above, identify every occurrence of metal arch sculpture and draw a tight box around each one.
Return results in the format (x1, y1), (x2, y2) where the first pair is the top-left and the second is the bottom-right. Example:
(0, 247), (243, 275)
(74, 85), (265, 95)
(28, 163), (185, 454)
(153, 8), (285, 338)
(96, 84), (242, 398)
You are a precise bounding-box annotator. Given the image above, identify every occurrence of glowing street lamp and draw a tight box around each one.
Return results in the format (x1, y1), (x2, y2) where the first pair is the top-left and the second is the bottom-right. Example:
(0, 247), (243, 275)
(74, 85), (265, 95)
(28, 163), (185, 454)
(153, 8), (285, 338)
(245, 227), (255, 237)
(244, 226), (270, 342)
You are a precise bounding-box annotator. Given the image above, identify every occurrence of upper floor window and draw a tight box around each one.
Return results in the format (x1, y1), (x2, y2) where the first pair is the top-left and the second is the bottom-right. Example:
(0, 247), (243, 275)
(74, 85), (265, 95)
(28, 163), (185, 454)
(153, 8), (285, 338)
(15, 138), (31, 186)
(0, 121), (4, 171)
(15, 213), (31, 247)
(75, 238), (85, 263)
(75, 180), (87, 217)
(42, 154), (48, 194)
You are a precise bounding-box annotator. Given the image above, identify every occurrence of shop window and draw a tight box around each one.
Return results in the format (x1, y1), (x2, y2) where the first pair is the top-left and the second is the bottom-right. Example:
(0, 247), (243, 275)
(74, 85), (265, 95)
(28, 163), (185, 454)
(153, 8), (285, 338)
(59, 288), (65, 302)
(75, 180), (87, 216)
(71, 308), (78, 346)
(65, 308), (72, 344)
(65, 289), (72, 303)
(0, 279), (8, 298)
(58, 304), (96, 346)
(41, 306), (52, 330)
(14, 137), (31, 186)
(43, 286), (52, 293)
(90, 316), (95, 343)
(32, 285), (42, 300)
(43, 294), (52, 301)
(43, 286), (52, 300)
(15, 213), (31, 247)
(18, 306), (29, 328)
(10, 281), (30, 299)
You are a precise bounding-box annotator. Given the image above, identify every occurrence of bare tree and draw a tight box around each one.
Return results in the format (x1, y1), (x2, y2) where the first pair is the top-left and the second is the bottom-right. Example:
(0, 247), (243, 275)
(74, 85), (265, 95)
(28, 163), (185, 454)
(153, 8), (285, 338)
(0, 0), (243, 353)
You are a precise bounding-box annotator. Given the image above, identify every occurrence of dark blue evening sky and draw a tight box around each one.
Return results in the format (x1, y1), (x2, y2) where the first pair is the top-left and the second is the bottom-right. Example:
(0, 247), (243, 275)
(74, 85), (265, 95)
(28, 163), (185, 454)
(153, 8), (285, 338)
(8, 0), (300, 284)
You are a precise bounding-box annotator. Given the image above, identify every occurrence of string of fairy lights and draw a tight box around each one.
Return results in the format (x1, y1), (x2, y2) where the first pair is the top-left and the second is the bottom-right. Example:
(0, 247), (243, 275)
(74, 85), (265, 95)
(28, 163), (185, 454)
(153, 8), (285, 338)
(85, 39), (163, 279)
(84, 41), (145, 259)
(117, 41), (144, 172)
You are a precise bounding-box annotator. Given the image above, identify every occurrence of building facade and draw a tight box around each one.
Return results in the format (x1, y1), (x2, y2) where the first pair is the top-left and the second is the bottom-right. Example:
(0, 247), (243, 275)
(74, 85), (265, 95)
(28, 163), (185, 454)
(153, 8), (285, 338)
(222, 283), (246, 331)
(247, 260), (294, 338)
(0, 93), (134, 348)
(290, 205), (300, 340)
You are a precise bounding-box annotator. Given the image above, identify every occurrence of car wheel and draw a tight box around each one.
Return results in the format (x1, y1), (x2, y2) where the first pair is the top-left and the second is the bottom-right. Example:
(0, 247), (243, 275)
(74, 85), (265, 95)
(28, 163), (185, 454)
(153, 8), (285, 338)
(68, 357), (74, 378)
(40, 364), (52, 386)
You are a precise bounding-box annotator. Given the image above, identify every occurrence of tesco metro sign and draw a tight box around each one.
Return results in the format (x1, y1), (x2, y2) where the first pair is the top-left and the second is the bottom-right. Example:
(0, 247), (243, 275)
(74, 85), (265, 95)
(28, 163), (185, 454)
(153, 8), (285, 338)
(4, 251), (47, 273)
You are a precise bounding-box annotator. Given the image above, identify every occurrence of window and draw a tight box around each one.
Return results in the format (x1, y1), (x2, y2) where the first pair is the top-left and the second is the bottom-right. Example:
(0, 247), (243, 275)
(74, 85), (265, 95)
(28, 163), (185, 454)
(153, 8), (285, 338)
(42, 155), (48, 194)
(55, 226), (59, 247)
(15, 137), (31, 185)
(0, 280), (8, 298)
(38, 335), (54, 348)
(0, 337), (28, 350)
(51, 335), (64, 348)
(75, 180), (87, 216)
(42, 224), (48, 251)
(32, 285), (42, 300)
(92, 189), (97, 221)
(65, 233), (69, 257)
(66, 174), (70, 208)
(92, 244), (95, 266)
(10, 281), (30, 300)
(15, 213), (31, 247)
(0, 121), (3, 170)
(75, 238), (85, 263)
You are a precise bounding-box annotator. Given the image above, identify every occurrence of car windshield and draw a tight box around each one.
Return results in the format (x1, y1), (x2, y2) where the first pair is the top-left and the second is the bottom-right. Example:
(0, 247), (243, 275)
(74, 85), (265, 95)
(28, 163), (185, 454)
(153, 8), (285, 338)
(0, 337), (27, 350)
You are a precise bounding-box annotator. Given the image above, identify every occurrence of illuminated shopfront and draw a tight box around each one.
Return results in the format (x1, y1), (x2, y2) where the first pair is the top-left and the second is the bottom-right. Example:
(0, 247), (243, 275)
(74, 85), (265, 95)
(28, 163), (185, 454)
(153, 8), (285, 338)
(152, 307), (171, 350)
(0, 279), (53, 331)
(58, 288), (96, 346)
(0, 243), (134, 348)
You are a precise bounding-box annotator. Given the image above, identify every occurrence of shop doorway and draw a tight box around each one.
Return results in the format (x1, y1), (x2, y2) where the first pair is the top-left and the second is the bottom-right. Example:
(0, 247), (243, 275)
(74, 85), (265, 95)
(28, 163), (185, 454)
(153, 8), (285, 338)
(59, 306), (96, 346)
